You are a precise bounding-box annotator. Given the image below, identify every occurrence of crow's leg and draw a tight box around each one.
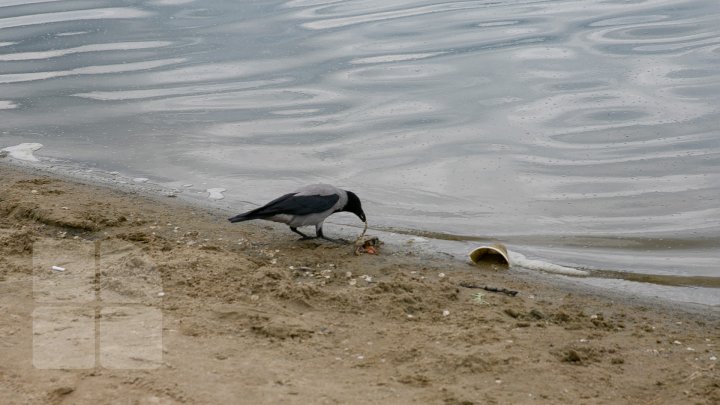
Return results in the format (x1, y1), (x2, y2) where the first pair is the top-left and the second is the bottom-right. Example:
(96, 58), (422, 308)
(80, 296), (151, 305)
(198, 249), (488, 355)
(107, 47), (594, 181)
(291, 227), (314, 240)
(316, 226), (348, 244)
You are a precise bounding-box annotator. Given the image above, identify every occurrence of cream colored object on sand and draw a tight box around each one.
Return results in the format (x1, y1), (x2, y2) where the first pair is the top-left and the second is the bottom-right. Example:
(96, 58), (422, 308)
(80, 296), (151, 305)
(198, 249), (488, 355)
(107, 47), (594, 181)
(468, 244), (510, 267)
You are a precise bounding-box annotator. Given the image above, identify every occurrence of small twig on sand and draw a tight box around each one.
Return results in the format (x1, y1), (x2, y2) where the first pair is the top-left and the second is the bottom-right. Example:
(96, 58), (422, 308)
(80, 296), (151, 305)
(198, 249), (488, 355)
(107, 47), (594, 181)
(459, 282), (519, 297)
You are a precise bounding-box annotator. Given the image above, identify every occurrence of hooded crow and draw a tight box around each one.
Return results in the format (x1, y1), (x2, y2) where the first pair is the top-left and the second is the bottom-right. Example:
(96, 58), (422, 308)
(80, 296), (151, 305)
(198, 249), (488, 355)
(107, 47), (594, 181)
(228, 184), (366, 241)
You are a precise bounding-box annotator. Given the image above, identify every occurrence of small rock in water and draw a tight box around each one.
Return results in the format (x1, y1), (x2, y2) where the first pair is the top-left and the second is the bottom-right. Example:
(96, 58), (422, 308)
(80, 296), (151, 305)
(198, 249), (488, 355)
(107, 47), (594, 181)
(133, 177), (149, 183)
(207, 188), (226, 200)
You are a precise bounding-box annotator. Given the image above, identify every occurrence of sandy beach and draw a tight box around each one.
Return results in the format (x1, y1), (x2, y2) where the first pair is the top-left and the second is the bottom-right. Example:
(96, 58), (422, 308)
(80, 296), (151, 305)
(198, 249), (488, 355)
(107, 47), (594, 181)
(0, 161), (718, 404)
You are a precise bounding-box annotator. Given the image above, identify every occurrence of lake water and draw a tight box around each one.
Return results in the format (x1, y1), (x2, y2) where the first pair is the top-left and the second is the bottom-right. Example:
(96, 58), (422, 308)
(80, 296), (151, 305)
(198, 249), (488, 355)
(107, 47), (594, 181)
(1, 0), (719, 304)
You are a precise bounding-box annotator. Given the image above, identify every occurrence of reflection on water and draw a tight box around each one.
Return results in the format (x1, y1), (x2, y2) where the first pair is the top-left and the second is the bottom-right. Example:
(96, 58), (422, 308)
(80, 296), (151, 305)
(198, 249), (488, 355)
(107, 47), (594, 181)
(1, 0), (719, 295)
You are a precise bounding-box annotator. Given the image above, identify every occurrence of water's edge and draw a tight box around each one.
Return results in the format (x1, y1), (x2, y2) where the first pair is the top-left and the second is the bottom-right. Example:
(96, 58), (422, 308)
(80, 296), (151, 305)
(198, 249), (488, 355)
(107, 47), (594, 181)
(3, 150), (718, 308)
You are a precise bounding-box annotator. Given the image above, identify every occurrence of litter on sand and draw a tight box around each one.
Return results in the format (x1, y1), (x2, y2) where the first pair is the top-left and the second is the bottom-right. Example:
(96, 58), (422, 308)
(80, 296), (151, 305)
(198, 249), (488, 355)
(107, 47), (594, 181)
(51, 266), (66, 272)
(468, 243), (510, 267)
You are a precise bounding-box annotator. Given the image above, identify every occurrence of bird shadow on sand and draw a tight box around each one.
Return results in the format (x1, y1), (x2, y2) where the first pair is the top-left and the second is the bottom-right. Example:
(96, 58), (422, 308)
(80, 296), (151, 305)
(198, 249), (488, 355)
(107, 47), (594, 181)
(296, 237), (352, 247)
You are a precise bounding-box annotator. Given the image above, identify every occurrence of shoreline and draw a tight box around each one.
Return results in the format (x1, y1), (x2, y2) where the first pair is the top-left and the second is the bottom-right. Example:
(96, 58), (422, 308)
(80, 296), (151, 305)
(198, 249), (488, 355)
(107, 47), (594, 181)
(1, 156), (719, 314)
(3, 153), (719, 308)
(1, 160), (719, 403)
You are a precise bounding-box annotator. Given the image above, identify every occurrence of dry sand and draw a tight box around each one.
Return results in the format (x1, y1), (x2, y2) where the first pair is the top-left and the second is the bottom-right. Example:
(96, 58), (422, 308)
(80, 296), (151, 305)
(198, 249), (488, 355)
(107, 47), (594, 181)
(0, 162), (718, 404)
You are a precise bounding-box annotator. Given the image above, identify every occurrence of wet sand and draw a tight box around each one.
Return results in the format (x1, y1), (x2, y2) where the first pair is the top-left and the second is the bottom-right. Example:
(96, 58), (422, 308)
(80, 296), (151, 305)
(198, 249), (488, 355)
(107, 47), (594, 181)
(0, 162), (718, 404)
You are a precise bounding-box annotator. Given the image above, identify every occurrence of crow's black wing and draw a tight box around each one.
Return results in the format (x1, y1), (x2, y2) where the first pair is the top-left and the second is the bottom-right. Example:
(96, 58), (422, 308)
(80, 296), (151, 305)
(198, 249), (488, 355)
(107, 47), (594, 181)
(262, 193), (340, 216)
(230, 193), (340, 222)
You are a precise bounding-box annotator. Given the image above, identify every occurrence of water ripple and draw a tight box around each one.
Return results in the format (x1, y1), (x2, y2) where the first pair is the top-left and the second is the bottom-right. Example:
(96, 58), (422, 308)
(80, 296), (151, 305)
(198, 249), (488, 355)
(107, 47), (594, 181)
(586, 14), (720, 55)
(350, 51), (446, 64)
(0, 41), (172, 61)
(300, 1), (491, 30)
(73, 78), (292, 101)
(0, 58), (186, 84)
(0, 0), (65, 8)
(0, 7), (151, 29)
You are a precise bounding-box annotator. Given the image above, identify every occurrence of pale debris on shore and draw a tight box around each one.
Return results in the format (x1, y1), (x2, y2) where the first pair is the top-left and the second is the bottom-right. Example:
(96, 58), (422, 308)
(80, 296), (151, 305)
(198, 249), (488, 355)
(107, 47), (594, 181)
(207, 188), (226, 200)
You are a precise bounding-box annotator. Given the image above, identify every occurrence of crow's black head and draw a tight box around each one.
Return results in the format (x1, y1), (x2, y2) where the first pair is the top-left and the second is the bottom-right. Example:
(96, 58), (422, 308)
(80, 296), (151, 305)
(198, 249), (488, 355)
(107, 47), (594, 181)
(343, 191), (366, 222)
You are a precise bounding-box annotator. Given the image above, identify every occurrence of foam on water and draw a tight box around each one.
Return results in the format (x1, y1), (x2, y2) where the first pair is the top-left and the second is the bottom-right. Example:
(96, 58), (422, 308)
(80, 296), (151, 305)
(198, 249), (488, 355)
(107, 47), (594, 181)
(0, 100), (16, 109)
(1, 143), (43, 162)
(508, 252), (590, 277)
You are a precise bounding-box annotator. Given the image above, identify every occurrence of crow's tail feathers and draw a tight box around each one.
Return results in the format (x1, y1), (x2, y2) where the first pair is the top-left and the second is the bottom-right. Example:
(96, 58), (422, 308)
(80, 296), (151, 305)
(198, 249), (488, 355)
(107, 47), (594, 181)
(228, 213), (251, 223)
